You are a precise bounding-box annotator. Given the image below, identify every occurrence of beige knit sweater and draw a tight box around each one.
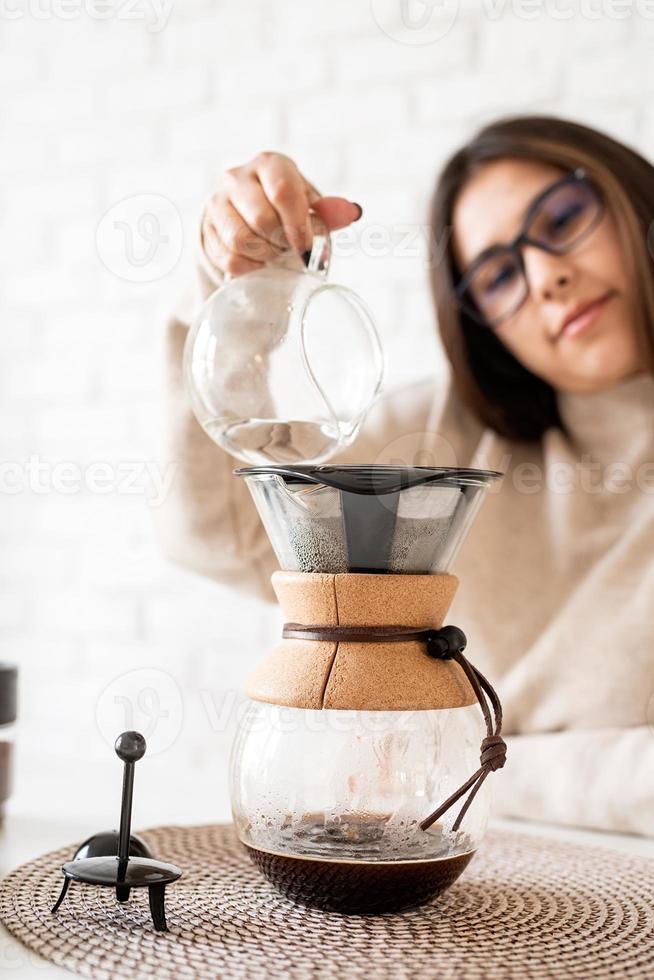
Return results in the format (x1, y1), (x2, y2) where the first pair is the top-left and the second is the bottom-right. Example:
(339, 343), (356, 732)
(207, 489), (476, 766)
(160, 252), (654, 837)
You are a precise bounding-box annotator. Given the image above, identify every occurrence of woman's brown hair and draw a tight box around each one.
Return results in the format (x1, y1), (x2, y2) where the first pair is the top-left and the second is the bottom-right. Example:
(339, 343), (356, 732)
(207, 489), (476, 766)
(430, 114), (654, 441)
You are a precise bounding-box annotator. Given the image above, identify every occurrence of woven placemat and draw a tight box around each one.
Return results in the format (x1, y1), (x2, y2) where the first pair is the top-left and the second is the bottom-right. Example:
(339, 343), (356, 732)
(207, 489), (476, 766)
(0, 823), (653, 980)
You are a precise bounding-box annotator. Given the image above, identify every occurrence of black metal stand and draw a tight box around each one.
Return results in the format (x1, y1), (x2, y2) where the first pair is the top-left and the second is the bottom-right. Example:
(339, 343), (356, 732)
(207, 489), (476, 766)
(51, 732), (182, 932)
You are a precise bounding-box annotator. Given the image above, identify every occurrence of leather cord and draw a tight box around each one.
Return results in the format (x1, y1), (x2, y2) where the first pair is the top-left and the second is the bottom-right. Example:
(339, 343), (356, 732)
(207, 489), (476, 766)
(282, 622), (507, 832)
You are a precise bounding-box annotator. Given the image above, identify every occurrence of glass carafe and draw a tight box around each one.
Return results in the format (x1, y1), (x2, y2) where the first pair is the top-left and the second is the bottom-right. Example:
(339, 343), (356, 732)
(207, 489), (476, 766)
(184, 215), (384, 466)
(230, 700), (486, 914)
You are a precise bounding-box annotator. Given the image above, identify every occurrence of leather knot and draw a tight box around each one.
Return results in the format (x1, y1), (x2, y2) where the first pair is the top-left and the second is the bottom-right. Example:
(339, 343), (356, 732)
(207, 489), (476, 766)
(480, 735), (507, 771)
(425, 625), (467, 661)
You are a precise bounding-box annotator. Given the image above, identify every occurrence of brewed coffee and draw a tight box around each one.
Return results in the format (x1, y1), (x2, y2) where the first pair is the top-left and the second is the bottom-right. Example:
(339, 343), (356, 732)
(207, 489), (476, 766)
(245, 844), (474, 914)
(242, 813), (475, 914)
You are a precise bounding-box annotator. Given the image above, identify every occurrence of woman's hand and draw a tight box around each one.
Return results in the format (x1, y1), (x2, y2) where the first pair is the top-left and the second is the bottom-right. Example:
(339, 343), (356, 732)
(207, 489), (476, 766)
(202, 151), (362, 277)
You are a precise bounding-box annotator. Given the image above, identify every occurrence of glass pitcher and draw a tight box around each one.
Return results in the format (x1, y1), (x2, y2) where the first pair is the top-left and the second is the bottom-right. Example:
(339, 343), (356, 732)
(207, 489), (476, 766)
(184, 213), (384, 466)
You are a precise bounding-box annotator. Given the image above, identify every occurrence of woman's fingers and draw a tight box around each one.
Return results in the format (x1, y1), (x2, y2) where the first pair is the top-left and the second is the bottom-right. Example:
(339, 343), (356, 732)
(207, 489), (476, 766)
(223, 169), (291, 254)
(203, 151), (364, 278)
(202, 204), (265, 277)
(255, 153), (314, 253)
(312, 196), (363, 231)
(206, 195), (281, 266)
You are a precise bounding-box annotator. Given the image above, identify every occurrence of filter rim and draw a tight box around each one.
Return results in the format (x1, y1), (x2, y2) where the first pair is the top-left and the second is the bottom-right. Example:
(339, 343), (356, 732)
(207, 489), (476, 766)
(234, 464), (503, 495)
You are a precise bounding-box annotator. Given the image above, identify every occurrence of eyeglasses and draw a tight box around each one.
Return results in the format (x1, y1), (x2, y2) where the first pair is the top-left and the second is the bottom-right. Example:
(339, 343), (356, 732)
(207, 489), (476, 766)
(454, 168), (605, 329)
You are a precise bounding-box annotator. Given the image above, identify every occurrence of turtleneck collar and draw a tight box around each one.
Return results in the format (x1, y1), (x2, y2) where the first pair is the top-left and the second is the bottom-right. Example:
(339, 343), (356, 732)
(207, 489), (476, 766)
(556, 371), (654, 465)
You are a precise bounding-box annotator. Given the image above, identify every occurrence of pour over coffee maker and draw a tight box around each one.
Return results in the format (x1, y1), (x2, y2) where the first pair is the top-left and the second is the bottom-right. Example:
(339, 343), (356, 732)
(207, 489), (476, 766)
(229, 464), (505, 914)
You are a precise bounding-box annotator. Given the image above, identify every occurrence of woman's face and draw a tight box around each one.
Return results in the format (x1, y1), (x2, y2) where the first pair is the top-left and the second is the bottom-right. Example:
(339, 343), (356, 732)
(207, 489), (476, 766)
(451, 158), (643, 393)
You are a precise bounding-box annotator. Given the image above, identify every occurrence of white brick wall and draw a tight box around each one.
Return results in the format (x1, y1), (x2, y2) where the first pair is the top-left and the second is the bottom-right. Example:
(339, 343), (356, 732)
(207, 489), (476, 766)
(0, 1), (651, 830)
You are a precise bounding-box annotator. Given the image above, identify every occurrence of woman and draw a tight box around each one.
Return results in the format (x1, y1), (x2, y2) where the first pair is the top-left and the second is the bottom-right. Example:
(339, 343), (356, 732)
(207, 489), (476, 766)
(160, 115), (654, 836)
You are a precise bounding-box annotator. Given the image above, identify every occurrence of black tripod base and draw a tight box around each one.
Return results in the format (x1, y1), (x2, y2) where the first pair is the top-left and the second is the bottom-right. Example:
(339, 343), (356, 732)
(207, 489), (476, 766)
(51, 876), (71, 915)
(51, 856), (182, 932)
(71, 831), (153, 863)
(148, 883), (168, 932)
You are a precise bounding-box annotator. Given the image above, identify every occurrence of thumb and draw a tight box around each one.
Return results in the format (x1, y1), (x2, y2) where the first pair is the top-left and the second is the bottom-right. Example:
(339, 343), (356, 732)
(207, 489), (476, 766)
(311, 196), (363, 231)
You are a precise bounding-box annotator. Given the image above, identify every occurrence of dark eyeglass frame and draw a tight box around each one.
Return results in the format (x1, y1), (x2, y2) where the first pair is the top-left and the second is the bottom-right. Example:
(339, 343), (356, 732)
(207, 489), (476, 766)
(453, 167), (605, 329)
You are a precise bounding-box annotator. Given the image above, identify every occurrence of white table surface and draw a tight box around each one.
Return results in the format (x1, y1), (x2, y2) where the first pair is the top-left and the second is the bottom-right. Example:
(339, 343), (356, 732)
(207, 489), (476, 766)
(1, 811), (653, 978)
